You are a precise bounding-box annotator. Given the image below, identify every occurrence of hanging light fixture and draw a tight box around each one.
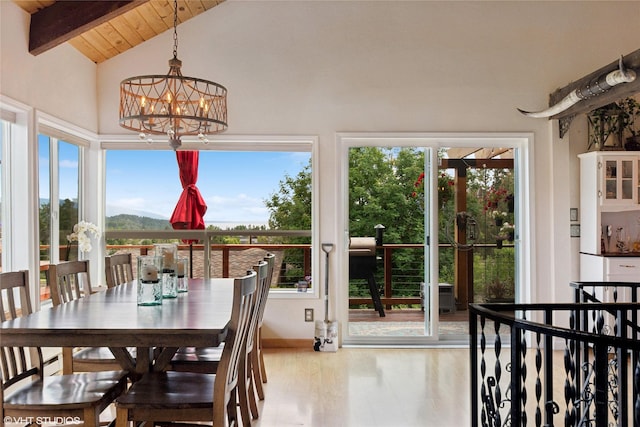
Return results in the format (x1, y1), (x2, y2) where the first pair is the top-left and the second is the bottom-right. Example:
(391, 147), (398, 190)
(119, 0), (227, 150)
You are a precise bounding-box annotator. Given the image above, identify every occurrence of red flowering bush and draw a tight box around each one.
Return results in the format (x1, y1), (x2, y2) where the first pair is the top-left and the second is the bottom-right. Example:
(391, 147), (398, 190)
(412, 172), (455, 207)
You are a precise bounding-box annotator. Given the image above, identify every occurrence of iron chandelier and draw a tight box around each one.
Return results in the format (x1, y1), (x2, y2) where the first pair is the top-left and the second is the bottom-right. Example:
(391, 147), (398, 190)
(119, 0), (227, 150)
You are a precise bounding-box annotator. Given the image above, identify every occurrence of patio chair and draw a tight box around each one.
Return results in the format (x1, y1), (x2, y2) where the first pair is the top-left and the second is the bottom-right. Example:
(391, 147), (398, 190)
(115, 270), (258, 427)
(105, 253), (134, 288)
(0, 270), (129, 427)
(48, 261), (125, 374)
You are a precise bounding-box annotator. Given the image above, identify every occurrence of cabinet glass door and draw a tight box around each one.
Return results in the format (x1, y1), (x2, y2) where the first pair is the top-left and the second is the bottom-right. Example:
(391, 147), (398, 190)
(621, 160), (633, 201)
(605, 160), (617, 200)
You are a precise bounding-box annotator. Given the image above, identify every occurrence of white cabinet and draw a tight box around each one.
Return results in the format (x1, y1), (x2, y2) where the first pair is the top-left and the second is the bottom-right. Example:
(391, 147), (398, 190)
(580, 254), (640, 301)
(579, 151), (639, 209)
(602, 156), (638, 205)
(578, 151), (640, 255)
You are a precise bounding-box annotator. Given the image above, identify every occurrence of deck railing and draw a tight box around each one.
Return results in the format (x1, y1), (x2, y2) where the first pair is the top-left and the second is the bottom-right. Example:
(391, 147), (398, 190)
(40, 230), (515, 309)
(470, 291), (640, 427)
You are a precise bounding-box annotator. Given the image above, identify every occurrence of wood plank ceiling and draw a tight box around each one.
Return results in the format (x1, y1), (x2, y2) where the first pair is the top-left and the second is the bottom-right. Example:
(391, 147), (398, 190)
(13, 0), (225, 64)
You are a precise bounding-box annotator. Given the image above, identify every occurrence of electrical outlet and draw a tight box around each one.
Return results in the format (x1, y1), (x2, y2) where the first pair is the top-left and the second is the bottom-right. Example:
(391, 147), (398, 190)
(304, 308), (314, 322)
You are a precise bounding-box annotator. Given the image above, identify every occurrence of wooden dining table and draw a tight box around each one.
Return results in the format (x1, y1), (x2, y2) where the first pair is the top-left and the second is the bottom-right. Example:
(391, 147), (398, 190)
(0, 278), (234, 377)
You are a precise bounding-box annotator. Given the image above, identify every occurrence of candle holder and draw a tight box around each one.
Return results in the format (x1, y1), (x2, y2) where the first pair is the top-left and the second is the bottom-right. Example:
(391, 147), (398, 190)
(137, 255), (162, 306)
(176, 257), (189, 293)
(154, 244), (178, 298)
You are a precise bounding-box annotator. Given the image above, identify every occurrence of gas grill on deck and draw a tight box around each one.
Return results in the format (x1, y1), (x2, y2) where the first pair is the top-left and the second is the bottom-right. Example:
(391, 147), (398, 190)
(349, 237), (385, 317)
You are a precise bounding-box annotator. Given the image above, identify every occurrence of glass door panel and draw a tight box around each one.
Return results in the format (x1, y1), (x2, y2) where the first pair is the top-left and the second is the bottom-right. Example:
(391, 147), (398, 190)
(346, 146), (430, 341)
(605, 160), (617, 200)
(621, 159), (633, 200)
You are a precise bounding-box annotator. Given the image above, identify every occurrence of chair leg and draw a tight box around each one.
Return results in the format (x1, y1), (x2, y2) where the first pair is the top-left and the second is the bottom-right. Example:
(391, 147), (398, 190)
(238, 362), (253, 427)
(247, 372), (260, 420)
(115, 406), (129, 427)
(251, 347), (265, 400)
(62, 347), (74, 374)
(82, 407), (99, 427)
(257, 326), (267, 383)
(247, 360), (259, 419)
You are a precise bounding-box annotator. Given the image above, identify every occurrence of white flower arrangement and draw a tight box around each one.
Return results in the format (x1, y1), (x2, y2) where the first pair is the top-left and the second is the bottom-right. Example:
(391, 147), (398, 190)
(67, 221), (100, 253)
(499, 222), (515, 237)
(491, 211), (508, 219)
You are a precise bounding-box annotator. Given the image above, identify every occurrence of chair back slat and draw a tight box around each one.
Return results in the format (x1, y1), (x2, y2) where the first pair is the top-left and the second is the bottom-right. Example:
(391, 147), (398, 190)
(48, 260), (93, 306)
(247, 261), (269, 354)
(259, 254), (275, 324)
(0, 270), (44, 391)
(263, 253), (276, 289)
(105, 253), (134, 288)
(214, 270), (256, 423)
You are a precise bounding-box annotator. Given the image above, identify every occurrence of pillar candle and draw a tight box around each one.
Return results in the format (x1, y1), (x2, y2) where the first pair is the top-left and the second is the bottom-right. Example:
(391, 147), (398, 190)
(142, 265), (158, 282)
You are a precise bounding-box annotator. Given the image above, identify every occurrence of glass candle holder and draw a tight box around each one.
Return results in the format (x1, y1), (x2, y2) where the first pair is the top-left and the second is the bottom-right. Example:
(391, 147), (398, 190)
(176, 257), (188, 293)
(137, 255), (162, 306)
(155, 244), (178, 298)
(154, 243), (177, 267)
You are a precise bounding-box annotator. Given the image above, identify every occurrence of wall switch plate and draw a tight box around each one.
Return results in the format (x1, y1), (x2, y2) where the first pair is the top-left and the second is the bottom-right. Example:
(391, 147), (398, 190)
(304, 308), (314, 322)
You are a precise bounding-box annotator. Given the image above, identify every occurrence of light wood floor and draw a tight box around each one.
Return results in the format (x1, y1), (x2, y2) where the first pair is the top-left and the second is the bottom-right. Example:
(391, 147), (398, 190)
(253, 347), (470, 427)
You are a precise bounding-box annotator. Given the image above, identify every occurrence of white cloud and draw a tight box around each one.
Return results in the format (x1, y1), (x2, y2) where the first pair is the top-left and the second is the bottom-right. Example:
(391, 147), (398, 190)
(59, 159), (79, 168)
(205, 194), (269, 222)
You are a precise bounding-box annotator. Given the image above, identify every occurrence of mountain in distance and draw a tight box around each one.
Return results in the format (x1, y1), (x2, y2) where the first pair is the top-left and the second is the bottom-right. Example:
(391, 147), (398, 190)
(107, 214), (171, 230)
(106, 205), (168, 220)
(106, 215), (269, 231)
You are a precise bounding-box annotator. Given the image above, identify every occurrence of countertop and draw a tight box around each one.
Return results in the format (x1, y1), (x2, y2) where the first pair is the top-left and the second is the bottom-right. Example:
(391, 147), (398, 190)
(581, 252), (640, 257)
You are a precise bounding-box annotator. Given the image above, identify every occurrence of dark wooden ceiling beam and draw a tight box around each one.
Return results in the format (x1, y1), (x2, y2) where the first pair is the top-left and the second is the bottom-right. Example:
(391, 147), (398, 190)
(549, 49), (640, 121)
(29, 0), (151, 56)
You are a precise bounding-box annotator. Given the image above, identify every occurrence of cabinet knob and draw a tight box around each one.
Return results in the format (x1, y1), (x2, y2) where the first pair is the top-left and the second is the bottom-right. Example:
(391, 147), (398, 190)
(617, 264), (636, 269)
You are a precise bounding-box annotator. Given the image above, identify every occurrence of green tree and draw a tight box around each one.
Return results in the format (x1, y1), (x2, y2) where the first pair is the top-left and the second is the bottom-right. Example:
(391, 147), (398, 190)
(264, 147), (515, 302)
(265, 160), (312, 237)
(59, 198), (78, 243)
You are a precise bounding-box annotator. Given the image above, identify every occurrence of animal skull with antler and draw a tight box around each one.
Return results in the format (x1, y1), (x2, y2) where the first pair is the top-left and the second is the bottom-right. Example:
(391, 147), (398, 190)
(518, 56), (636, 119)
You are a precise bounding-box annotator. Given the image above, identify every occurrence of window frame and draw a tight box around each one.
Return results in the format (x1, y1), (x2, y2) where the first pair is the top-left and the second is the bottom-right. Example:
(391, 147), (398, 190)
(36, 112), (95, 304)
(101, 134), (319, 299)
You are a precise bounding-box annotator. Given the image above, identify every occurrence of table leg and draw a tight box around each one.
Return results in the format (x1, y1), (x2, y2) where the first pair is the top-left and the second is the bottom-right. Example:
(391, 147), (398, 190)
(153, 347), (179, 371)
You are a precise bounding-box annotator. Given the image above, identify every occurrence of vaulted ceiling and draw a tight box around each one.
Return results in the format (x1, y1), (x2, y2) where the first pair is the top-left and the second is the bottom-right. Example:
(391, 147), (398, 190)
(13, 0), (225, 64)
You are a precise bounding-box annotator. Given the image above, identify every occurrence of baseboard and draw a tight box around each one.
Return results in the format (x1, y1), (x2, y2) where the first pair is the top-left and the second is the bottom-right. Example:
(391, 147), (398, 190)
(262, 338), (313, 348)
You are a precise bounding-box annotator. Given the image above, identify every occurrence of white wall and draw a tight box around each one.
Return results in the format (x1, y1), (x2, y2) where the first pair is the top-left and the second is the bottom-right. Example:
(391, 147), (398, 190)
(3, 1), (640, 341)
(98, 1), (639, 340)
(0, 2), (98, 132)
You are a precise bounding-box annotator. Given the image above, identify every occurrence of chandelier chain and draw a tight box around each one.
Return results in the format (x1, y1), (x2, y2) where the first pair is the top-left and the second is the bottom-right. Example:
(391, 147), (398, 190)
(172, 0), (179, 59)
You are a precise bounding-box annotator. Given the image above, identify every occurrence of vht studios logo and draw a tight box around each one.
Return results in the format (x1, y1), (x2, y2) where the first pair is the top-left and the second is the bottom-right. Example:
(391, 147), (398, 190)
(4, 416), (82, 424)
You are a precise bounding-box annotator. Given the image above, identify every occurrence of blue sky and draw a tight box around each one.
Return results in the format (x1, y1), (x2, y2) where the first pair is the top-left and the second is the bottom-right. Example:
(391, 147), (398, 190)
(40, 135), (309, 226)
(106, 150), (310, 225)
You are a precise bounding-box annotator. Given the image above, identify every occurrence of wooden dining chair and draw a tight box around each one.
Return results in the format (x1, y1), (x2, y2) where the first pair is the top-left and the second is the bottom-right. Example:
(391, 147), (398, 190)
(48, 260), (95, 305)
(0, 270), (129, 427)
(105, 253), (134, 288)
(256, 252), (276, 385)
(115, 270), (258, 427)
(241, 260), (270, 424)
(48, 261), (124, 375)
(168, 260), (269, 425)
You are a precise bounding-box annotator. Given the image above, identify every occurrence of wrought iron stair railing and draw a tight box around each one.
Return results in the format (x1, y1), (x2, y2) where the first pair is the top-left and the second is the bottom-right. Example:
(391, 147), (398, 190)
(470, 294), (640, 427)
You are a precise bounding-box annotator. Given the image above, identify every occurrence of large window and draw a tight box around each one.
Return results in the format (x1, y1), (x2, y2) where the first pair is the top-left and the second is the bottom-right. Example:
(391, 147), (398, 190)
(104, 147), (314, 291)
(38, 134), (82, 300)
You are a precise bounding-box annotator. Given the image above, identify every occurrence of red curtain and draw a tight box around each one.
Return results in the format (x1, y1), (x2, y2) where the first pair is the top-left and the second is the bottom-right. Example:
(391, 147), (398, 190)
(170, 151), (207, 234)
